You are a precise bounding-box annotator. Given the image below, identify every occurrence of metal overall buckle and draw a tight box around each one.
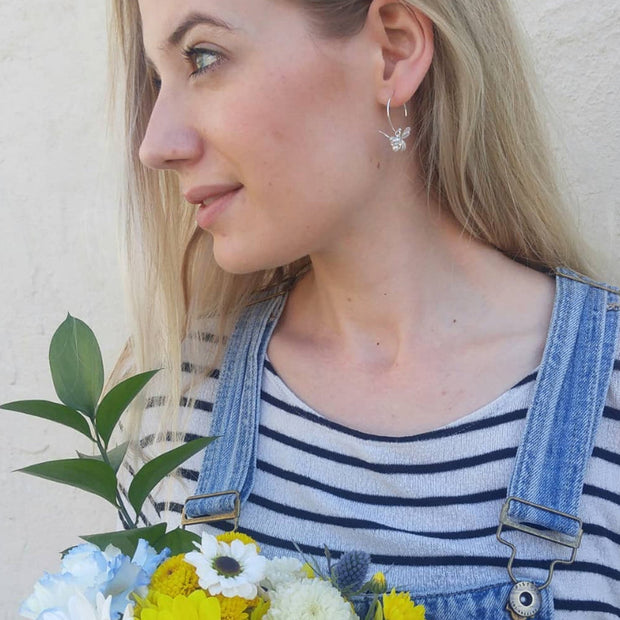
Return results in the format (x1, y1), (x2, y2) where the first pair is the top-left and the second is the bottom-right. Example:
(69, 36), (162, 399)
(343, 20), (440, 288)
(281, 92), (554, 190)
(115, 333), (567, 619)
(496, 496), (583, 619)
(181, 490), (241, 531)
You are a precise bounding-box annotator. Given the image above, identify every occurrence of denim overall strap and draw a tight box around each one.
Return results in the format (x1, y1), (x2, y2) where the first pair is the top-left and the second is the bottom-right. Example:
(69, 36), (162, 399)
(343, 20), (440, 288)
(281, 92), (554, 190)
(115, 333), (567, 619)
(184, 291), (288, 521)
(505, 269), (620, 540)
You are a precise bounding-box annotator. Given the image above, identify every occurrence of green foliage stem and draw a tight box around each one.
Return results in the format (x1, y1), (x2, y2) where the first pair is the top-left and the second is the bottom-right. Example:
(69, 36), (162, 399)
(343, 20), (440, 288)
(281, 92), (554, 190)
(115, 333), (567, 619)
(4, 314), (218, 556)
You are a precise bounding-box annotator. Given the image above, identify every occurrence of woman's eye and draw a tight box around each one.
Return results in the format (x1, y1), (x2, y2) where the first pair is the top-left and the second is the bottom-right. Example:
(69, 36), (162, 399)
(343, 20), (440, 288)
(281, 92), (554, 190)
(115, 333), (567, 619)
(183, 47), (222, 76)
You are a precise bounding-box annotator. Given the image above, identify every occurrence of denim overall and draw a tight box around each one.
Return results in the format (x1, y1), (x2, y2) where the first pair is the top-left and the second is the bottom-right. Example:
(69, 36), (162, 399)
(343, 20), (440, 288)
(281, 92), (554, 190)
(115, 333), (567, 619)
(184, 269), (619, 619)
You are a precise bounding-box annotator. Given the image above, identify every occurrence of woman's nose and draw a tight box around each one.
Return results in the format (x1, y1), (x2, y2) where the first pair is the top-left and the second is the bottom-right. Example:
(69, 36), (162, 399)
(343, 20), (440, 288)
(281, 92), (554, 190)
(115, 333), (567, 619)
(139, 96), (203, 171)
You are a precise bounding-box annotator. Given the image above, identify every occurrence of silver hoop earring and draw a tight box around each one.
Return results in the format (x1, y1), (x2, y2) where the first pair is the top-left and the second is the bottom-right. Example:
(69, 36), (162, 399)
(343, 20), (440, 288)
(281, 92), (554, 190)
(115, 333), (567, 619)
(379, 98), (411, 152)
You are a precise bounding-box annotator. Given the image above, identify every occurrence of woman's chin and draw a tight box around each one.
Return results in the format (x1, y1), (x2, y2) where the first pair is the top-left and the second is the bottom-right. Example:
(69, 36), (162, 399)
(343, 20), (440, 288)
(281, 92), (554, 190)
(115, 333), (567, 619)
(212, 240), (289, 276)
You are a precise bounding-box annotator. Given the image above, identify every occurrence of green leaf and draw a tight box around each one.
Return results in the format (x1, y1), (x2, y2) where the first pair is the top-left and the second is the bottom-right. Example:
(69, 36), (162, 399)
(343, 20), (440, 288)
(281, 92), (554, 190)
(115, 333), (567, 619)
(81, 523), (167, 557)
(96, 370), (160, 446)
(17, 458), (118, 507)
(128, 436), (216, 516)
(77, 442), (129, 473)
(153, 527), (200, 555)
(0, 400), (92, 438)
(49, 314), (104, 418)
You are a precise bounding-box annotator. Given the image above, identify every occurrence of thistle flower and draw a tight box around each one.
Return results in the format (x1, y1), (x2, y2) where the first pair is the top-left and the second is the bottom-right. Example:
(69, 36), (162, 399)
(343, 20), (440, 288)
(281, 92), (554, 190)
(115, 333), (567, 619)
(332, 551), (370, 593)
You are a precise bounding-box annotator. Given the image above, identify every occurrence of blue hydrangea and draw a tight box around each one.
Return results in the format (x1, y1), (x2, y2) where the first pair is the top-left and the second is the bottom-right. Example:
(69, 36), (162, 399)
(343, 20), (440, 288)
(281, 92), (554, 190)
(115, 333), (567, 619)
(20, 540), (170, 620)
(131, 538), (170, 580)
(102, 548), (146, 617)
(61, 544), (114, 594)
(97, 542), (169, 617)
(20, 573), (82, 619)
(332, 550), (371, 593)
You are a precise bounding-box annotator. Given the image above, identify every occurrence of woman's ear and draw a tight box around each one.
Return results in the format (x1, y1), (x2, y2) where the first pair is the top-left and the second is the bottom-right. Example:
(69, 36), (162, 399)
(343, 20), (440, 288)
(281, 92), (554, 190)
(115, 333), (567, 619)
(366, 0), (434, 107)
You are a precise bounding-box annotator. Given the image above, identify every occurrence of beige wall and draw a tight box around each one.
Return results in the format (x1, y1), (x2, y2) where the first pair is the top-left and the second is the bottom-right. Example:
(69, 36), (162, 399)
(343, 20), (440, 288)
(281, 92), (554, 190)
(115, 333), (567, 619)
(0, 4), (123, 618)
(1, 1), (619, 618)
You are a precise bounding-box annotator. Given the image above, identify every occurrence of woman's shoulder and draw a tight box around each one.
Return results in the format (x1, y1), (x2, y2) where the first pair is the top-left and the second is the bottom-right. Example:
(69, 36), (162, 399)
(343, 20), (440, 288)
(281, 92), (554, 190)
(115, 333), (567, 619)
(557, 268), (620, 410)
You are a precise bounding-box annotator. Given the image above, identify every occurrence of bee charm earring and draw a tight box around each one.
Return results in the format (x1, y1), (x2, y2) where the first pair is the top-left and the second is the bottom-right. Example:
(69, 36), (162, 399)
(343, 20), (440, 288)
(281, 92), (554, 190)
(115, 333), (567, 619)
(379, 98), (411, 152)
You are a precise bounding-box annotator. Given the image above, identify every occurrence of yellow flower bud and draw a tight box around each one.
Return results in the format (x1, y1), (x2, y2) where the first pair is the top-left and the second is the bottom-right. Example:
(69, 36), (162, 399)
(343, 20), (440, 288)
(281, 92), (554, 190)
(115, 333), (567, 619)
(370, 572), (388, 594)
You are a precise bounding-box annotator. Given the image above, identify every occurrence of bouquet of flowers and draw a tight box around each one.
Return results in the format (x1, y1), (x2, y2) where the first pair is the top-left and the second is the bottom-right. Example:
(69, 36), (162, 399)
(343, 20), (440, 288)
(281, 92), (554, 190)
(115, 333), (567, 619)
(3, 316), (426, 620)
(18, 531), (425, 620)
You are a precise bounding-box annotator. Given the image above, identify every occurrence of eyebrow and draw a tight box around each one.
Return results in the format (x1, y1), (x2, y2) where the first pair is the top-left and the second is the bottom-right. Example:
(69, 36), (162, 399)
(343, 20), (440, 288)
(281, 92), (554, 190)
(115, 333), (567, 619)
(166, 11), (236, 48)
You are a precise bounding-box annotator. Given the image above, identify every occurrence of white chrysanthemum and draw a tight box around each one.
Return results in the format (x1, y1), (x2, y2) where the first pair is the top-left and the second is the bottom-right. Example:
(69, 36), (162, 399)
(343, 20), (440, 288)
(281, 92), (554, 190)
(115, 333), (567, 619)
(264, 579), (357, 619)
(185, 532), (266, 599)
(262, 557), (308, 591)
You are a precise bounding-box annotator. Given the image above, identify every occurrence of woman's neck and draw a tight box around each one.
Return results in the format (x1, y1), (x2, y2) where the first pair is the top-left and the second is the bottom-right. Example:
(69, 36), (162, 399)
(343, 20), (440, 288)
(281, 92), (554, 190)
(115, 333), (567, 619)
(283, 203), (553, 370)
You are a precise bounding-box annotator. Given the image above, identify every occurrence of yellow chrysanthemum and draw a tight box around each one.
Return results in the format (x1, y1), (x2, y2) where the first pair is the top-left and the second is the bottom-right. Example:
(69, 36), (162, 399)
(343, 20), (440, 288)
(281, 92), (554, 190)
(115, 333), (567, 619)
(139, 590), (221, 620)
(217, 532), (260, 552)
(216, 594), (253, 620)
(149, 554), (200, 597)
(381, 589), (426, 620)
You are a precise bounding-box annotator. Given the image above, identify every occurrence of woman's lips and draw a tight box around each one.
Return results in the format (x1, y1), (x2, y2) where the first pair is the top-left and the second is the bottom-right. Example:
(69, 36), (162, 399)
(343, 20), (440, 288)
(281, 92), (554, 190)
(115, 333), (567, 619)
(184, 185), (243, 229)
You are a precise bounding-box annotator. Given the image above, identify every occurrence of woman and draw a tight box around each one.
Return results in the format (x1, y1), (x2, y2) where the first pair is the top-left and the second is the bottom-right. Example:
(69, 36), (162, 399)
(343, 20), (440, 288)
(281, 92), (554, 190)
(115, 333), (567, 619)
(111, 0), (620, 617)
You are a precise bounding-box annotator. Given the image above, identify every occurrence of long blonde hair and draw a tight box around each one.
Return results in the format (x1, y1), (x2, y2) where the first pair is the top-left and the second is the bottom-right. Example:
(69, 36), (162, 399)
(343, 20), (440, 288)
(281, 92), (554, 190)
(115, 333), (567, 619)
(108, 0), (592, 436)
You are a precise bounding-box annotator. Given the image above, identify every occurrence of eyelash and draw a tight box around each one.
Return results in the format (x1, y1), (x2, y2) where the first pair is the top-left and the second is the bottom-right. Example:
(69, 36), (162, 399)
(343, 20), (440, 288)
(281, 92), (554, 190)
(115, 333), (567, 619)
(182, 46), (224, 78)
(148, 46), (223, 92)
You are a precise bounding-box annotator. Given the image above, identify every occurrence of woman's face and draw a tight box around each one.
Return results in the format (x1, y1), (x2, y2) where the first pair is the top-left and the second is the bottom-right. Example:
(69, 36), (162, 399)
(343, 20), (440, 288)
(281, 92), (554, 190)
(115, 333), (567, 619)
(139, 0), (388, 273)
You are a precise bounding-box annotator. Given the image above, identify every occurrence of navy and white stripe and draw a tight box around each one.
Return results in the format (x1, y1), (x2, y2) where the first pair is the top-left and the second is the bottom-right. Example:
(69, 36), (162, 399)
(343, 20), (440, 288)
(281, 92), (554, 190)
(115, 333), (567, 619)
(121, 332), (620, 618)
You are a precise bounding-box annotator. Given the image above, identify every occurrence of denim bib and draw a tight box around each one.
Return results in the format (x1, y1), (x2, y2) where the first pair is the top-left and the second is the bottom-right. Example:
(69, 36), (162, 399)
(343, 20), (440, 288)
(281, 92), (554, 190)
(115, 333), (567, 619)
(184, 269), (619, 619)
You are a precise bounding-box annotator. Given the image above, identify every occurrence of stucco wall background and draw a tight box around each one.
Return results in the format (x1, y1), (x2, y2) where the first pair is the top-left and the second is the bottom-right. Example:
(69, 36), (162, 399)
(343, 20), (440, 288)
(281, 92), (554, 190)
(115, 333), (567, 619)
(0, 1), (618, 618)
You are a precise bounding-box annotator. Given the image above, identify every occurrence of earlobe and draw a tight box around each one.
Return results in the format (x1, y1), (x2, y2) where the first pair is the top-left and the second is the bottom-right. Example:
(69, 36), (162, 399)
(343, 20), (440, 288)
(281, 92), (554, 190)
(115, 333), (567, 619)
(368, 0), (435, 107)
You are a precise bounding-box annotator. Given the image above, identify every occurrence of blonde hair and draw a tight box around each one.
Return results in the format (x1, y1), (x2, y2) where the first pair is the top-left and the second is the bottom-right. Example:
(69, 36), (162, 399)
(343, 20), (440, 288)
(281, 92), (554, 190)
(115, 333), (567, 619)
(108, 0), (592, 437)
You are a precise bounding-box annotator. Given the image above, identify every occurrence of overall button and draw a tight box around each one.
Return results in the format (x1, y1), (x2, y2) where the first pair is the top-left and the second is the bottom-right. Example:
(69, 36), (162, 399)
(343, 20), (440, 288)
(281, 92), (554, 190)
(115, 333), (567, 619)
(507, 582), (542, 618)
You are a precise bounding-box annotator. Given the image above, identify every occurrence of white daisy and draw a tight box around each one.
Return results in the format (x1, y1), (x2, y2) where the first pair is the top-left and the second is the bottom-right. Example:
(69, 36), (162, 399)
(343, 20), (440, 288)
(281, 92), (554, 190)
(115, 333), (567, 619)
(264, 579), (357, 619)
(185, 533), (266, 599)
